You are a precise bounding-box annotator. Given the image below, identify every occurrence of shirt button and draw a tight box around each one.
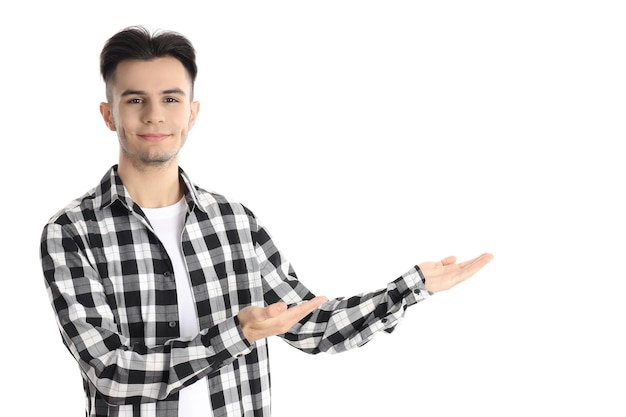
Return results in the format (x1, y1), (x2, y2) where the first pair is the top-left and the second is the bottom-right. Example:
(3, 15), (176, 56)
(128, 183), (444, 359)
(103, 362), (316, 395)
(164, 272), (171, 278)
(168, 321), (177, 328)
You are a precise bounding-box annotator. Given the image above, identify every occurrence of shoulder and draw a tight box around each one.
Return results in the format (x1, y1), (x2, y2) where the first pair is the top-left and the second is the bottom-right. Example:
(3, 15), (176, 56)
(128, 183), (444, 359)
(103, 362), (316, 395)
(43, 166), (119, 229)
(192, 185), (256, 219)
(44, 187), (98, 227)
(179, 166), (256, 219)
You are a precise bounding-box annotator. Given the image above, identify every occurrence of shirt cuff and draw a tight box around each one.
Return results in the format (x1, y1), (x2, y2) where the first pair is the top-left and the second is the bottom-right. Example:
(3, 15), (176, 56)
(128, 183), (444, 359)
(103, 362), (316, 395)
(404, 265), (432, 305)
(203, 316), (253, 362)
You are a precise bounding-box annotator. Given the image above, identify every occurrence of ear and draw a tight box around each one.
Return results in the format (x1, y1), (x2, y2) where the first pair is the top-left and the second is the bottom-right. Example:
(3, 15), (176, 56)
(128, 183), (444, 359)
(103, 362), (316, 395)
(188, 101), (200, 130)
(99, 102), (116, 131)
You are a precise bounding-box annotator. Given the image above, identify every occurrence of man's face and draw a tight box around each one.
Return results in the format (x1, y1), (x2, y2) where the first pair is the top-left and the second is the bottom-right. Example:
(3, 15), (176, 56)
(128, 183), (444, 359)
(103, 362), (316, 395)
(100, 57), (200, 169)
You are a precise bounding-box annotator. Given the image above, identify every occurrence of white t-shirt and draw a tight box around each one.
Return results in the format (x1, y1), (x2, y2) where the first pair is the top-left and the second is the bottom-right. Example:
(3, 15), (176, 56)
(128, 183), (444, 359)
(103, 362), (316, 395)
(143, 198), (213, 417)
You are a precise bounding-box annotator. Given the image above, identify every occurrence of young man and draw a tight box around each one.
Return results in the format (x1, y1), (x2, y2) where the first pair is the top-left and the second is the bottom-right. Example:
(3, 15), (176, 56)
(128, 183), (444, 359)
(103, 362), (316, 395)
(40, 26), (493, 417)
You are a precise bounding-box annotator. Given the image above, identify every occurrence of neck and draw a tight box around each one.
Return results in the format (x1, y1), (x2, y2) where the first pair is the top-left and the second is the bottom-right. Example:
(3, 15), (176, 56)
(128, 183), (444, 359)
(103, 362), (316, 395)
(117, 159), (183, 208)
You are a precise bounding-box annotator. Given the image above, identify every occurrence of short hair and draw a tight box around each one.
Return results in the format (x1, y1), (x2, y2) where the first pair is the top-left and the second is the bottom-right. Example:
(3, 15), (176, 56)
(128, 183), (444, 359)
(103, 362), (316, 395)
(100, 26), (198, 99)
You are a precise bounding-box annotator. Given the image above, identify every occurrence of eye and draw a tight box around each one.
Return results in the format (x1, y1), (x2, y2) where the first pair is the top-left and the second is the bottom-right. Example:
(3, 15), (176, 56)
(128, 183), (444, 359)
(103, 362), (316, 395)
(164, 97), (179, 103)
(127, 97), (143, 104)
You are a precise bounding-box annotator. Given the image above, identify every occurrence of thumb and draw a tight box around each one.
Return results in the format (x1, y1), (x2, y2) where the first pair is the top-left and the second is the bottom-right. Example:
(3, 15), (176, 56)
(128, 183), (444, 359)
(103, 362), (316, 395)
(441, 256), (457, 265)
(265, 302), (288, 319)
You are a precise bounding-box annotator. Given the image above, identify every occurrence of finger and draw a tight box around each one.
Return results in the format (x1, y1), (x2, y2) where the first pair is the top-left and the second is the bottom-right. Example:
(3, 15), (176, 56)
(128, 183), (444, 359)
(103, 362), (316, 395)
(458, 253), (493, 268)
(283, 296), (328, 324)
(457, 253), (494, 276)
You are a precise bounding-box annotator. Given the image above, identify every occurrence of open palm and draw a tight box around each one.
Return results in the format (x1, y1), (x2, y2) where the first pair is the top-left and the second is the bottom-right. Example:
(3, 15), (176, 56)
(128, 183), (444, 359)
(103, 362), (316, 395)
(419, 253), (494, 293)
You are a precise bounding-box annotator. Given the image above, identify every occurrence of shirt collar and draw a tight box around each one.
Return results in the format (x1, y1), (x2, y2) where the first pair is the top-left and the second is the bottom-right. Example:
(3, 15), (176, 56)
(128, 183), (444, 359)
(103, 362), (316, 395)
(94, 165), (208, 214)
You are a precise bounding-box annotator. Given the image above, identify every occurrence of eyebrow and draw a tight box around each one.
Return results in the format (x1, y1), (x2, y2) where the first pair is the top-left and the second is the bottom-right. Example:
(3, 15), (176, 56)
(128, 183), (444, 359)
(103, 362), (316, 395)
(120, 88), (187, 97)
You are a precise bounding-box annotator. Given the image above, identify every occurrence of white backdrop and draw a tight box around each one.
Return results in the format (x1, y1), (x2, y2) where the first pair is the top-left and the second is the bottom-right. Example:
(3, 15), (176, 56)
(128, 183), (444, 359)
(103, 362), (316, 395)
(2, 1), (624, 416)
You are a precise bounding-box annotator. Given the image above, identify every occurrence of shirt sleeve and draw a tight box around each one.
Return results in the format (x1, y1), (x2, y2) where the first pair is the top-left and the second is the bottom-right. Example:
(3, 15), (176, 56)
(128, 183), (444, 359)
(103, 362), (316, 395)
(40, 222), (252, 406)
(251, 219), (432, 355)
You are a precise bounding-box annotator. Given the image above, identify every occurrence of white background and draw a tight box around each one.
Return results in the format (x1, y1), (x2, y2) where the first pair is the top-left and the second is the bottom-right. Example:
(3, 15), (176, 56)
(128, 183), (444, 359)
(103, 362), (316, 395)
(2, 1), (625, 416)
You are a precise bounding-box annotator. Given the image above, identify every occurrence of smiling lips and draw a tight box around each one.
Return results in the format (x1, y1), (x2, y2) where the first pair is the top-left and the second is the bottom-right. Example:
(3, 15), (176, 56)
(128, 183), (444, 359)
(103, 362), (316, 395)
(139, 133), (170, 142)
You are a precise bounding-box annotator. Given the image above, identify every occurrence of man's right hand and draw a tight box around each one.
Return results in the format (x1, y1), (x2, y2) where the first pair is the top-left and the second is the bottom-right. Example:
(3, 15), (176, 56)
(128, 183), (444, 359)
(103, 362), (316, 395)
(238, 296), (328, 343)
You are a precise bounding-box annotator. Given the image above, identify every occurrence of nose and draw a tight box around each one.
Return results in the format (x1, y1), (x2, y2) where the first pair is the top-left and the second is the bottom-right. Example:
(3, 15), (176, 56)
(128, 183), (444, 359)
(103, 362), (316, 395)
(142, 102), (165, 124)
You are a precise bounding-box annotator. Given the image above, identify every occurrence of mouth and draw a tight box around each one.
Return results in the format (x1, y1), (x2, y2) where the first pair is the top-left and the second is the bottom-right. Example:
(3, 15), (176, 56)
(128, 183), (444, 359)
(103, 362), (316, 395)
(138, 133), (171, 142)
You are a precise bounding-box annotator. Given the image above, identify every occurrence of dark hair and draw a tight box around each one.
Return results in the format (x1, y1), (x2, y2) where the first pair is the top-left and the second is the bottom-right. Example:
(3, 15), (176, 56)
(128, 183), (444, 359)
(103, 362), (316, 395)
(100, 26), (198, 98)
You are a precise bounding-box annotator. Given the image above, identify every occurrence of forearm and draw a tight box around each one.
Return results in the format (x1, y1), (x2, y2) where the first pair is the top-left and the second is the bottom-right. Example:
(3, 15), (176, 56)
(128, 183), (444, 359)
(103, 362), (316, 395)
(52, 286), (251, 405)
(281, 266), (431, 354)
(41, 224), (252, 406)
(252, 220), (431, 354)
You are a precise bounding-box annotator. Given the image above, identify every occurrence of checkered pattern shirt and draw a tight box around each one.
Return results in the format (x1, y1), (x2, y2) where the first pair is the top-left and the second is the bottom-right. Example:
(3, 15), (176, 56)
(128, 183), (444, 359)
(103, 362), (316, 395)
(40, 165), (431, 417)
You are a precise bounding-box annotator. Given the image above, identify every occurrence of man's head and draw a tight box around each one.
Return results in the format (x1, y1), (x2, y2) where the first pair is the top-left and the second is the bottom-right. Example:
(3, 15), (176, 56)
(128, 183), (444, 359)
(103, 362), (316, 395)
(99, 26), (200, 171)
(100, 26), (198, 102)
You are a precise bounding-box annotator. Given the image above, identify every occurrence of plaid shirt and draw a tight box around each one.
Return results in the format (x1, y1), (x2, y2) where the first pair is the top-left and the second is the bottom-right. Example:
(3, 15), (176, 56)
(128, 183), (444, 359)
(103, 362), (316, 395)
(40, 166), (430, 417)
